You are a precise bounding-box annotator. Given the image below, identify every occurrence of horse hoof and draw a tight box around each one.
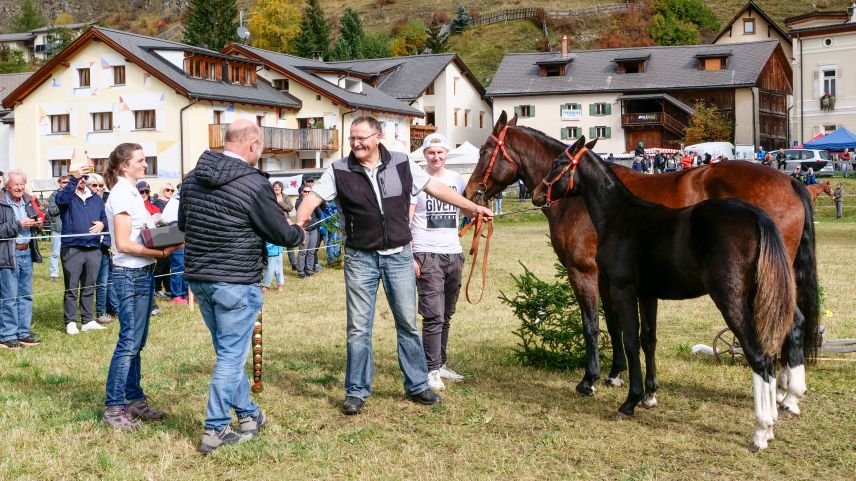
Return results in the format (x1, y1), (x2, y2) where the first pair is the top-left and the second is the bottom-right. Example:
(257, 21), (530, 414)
(748, 441), (764, 453)
(779, 403), (801, 417)
(641, 395), (657, 409)
(604, 377), (625, 388)
(576, 384), (596, 396)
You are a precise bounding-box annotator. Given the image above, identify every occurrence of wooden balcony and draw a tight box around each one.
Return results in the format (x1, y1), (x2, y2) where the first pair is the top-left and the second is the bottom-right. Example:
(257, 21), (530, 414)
(208, 124), (339, 152)
(621, 112), (686, 135)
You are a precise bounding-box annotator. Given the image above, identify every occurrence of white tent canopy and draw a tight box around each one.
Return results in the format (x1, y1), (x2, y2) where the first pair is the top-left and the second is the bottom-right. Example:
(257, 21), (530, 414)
(409, 141), (481, 173)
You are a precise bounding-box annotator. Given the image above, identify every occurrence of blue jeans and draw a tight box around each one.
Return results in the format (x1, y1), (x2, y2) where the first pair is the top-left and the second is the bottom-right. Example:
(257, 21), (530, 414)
(104, 265), (154, 407)
(0, 249), (34, 342)
(262, 253), (284, 287)
(168, 248), (187, 298)
(190, 281), (262, 430)
(50, 231), (61, 278)
(96, 250), (118, 317)
(343, 244), (429, 399)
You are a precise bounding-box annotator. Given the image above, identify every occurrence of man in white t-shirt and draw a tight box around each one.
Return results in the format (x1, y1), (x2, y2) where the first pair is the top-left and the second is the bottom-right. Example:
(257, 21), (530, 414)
(409, 133), (467, 392)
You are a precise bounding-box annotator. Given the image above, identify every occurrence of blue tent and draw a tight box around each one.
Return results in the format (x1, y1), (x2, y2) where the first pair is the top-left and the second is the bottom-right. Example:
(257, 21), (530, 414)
(804, 127), (856, 151)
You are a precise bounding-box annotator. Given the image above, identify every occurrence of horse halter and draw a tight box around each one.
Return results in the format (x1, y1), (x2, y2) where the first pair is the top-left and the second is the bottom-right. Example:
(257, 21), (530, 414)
(541, 147), (588, 206)
(473, 126), (519, 203)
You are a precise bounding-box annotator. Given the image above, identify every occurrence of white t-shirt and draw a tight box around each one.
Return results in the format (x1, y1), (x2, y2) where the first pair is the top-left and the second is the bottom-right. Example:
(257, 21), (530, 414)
(410, 169), (466, 254)
(106, 176), (155, 268)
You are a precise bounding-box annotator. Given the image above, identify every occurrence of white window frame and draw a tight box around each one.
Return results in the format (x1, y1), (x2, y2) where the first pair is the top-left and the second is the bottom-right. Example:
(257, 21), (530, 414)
(820, 65), (838, 97)
(595, 126), (608, 138)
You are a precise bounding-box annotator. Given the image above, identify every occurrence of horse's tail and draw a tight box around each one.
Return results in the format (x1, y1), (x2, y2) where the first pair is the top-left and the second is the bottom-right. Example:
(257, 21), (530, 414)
(791, 179), (820, 361)
(754, 213), (796, 357)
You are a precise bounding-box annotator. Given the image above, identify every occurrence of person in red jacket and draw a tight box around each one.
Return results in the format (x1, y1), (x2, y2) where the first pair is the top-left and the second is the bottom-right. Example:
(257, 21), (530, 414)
(136, 181), (161, 215)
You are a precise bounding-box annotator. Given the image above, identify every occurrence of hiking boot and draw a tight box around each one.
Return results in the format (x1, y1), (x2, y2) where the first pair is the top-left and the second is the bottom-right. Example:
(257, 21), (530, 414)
(101, 406), (142, 432)
(342, 396), (364, 415)
(238, 410), (267, 437)
(66, 323), (79, 335)
(1, 339), (22, 350)
(428, 370), (445, 392)
(18, 334), (41, 346)
(127, 398), (166, 421)
(82, 320), (106, 332)
(198, 425), (249, 454)
(97, 314), (114, 324)
(406, 389), (441, 406)
(439, 364), (465, 382)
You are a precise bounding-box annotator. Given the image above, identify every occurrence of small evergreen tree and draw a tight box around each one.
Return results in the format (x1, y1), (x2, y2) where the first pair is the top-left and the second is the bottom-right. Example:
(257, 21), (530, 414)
(13, 0), (44, 33)
(328, 8), (365, 61)
(450, 5), (472, 34)
(292, 0), (332, 60)
(182, 0), (239, 51)
(424, 18), (449, 54)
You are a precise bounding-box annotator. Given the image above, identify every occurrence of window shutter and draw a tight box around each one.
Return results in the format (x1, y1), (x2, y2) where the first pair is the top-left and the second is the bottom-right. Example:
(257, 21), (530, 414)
(605, 127), (612, 139)
(589, 104), (596, 115)
(530, 105), (535, 116)
(560, 128), (568, 140)
(605, 103), (612, 115)
(589, 127), (596, 139)
(514, 106), (521, 117)
(560, 104), (565, 114)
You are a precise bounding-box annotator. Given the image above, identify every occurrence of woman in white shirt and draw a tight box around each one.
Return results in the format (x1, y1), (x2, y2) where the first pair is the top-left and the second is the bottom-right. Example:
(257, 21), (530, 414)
(100, 143), (181, 432)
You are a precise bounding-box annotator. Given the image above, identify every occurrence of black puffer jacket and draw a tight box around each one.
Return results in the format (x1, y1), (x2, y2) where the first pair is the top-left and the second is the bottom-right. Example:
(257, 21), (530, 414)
(179, 151), (305, 284)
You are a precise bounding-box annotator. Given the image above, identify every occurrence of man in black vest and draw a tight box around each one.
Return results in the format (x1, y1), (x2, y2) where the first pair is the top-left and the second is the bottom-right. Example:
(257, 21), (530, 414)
(296, 116), (493, 415)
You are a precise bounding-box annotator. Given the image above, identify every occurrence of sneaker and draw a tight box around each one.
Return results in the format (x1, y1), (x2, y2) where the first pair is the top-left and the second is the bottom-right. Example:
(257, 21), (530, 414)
(50, 277), (58, 283)
(82, 320), (107, 332)
(276, 284), (284, 291)
(261, 286), (269, 292)
(66, 323), (80, 335)
(155, 290), (169, 298)
(18, 334), (40, 346)
(0, 339), (22, 350)
(127, 398), (166, 421)
(439, 364), (465, 382)
(171, 296), (188, 304)
(238, 410), (267, 437)
(198, 425), (249, 454)
(428, 370), (445, 392)
(151, 308), (161, 316)
(97, 314), (114, 324)
(101, 406), (142, 432)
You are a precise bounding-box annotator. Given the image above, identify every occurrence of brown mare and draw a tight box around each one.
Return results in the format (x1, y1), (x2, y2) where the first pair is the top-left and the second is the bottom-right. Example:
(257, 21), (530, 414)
(465, 112), (818, 413)
(807, 181), (833, 201)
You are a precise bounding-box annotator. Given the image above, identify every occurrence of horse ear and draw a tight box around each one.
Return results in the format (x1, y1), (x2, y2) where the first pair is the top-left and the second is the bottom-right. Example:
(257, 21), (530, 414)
(493, 111), (508, 134)
(585, 138), (598, 150)
(508, 114), (518, 126)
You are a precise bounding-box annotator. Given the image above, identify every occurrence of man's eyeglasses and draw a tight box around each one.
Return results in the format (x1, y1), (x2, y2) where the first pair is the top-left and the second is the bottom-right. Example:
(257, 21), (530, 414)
(89, 184), (103, 188)
(347, 132), (380, 143)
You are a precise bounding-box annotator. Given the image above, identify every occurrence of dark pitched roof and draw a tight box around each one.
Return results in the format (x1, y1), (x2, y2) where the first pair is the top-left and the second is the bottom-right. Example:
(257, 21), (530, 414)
(0, 32), (34, 42)
(2, 27), (301, 109)
(713, 1), (789, 44)
(224, 45), (423, 117)
(0, 72), (33, 98)
(486, 41), (780, 97)
(30, 22), (95, 33)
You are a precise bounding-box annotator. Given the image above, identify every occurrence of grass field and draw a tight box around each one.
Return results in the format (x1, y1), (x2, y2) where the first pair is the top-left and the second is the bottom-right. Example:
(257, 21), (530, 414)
(1, 198), (855, 480)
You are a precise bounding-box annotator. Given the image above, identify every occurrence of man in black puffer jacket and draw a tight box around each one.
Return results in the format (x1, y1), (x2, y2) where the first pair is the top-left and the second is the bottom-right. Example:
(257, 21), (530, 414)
(179, 118), (305, 454)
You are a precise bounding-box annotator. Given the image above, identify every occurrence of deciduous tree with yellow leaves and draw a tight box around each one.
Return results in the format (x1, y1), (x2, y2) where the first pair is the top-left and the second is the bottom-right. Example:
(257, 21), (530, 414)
(248, 0), (302, 52)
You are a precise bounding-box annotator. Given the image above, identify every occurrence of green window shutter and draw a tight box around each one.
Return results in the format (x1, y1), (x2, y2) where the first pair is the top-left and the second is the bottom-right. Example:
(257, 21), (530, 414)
(560, 104), (564, 115)
(605, 103), (612, 115)
(514, 106), (521, 117)
(589, 104), (596, 115)
(605, 127), (612, 139)
(560, 128), (568, 140)
(530, 105), (535, 116)
(589, 127), (596, 139)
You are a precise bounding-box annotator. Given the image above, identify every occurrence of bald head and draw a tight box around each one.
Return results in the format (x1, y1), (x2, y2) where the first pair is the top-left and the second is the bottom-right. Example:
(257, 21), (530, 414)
(224, 118), (264, 166)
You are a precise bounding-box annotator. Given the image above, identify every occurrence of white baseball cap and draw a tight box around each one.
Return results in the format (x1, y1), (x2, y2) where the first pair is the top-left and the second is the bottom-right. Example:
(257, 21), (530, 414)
(422, 133), (450, 153)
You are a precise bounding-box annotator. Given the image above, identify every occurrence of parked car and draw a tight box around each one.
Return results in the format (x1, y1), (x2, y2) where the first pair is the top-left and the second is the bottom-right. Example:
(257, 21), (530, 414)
(734, 144), (756, 161)
(783, 149), (834, 176)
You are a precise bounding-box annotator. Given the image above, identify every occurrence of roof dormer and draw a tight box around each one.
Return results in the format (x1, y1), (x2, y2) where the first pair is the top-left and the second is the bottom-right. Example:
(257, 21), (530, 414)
(535, 55), (574, 77)
(695, 52), (731, 71)
(614, 55), (650, 74)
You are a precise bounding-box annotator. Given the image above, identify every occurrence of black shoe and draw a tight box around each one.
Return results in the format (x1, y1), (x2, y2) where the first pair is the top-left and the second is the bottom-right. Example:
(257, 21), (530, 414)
(406, 389), (441, 406)
(18, 334), (40, 346)
(1, 339), (22, 350)
(342, 396), (364, 415)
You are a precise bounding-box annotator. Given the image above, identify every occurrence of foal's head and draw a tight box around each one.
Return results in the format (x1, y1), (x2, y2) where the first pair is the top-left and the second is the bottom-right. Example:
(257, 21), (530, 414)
(531, 136), (595, 206)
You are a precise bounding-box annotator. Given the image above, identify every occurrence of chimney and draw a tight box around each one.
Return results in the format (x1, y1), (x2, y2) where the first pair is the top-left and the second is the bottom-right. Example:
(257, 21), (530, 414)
(561, 35), (568, 59)
(312, 50), (323, 62)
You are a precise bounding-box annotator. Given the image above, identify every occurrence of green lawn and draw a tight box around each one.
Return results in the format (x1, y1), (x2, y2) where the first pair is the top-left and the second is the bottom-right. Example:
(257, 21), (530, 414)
(1, 205), (854, 480)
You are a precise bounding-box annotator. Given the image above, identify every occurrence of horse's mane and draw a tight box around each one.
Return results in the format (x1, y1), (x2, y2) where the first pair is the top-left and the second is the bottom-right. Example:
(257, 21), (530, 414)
(514, 125), (568, 153)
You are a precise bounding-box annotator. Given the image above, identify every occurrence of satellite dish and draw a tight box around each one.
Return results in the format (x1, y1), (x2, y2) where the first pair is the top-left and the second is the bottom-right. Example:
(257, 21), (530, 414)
(237, 26), (250, 40)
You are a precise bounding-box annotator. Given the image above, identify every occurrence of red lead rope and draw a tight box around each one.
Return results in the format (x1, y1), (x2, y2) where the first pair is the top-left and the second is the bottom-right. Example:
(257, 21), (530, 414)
(458, 214), (494, 304)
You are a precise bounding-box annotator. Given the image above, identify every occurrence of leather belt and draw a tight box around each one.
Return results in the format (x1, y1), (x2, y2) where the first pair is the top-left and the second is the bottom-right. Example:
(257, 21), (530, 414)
(16, 244), (29, 250)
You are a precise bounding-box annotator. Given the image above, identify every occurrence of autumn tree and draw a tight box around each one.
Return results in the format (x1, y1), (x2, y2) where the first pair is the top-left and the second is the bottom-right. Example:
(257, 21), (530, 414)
(389, 19), (428, 56)
(592, 6), (654, 49)
(12, 0), (44, 33)
(682, 102), (733, 145)
(292, 0), (331, 59)
(183, 0), (239, 50)
(329, 8), (365, 61)
(649, 0), (719, 46)
(248, 0), (302, 52)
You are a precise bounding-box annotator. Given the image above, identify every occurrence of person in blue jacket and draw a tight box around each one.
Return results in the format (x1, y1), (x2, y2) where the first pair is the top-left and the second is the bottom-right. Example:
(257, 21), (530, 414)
(55, 165), (109, 335)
